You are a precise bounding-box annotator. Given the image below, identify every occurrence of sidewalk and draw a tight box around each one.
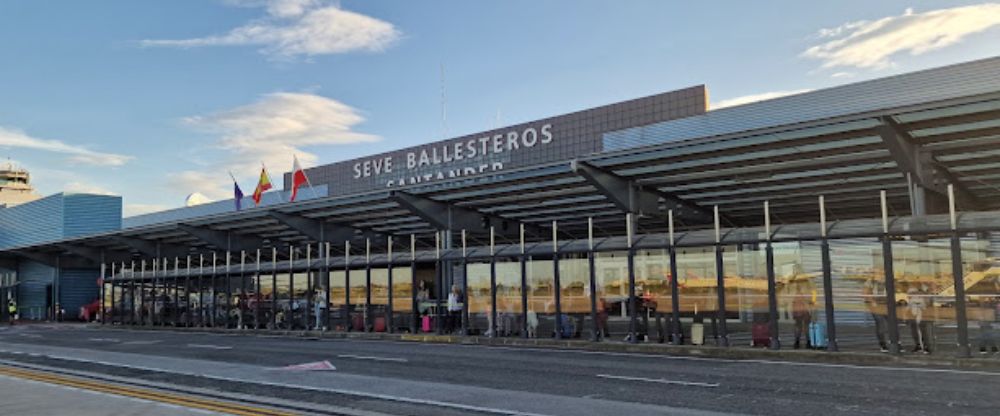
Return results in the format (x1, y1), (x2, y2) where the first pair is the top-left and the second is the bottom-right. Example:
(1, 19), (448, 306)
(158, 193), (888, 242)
(98, 324), (1000, 372)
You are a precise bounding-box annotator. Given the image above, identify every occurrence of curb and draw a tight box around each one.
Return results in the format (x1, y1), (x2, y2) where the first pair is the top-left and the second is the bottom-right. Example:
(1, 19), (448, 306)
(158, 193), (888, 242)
(94, 324), (1000, 371)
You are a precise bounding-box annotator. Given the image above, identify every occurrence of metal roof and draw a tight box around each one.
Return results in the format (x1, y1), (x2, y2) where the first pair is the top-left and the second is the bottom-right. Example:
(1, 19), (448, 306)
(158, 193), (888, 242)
(3, 59), (1000, 266)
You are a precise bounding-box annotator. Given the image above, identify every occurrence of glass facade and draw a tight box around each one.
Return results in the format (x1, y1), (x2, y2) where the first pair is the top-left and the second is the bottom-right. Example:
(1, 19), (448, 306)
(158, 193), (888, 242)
(96, 227), (1000, 359)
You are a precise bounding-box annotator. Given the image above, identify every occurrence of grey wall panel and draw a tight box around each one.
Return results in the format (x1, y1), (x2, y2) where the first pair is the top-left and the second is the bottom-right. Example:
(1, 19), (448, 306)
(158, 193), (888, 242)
(605, 57), (1000, 151)
(59, 268), (100, 318)
(16, 260), (52, 319)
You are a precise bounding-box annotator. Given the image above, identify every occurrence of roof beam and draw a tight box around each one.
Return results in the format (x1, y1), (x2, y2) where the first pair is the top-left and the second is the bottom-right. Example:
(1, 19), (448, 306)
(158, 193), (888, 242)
(267, 211), (377, 243)
(111, 236), (189, 259)
(58, 244), (131, 264)
(389, 191), (539, 236)
(877, 116), (982, 211)
(177, 224), (264, 252)
(12, 251), (94, 269)
(570, 160), (716, 224)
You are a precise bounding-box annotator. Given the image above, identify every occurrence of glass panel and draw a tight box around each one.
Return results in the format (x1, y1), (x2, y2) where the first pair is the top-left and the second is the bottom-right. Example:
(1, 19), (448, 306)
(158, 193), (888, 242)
(729, 245), (768, 348)
(527, 257), (555, 338)
(274, 272), (291, 329)
(329, 270), (347, 331)
(496, 258), (522, 337)
(892, 237), (953, 354)
(635, 249), (671, 343)
(466, 261), (490, 335)
(370, 267), (388, 332)
(256, 272), (273, 329)
(676, 247), (717, 345)
(963, 234), (1000, 356)
(559, 255), (589, 339)
(829, 238), (885, 353)
(391, 266), (413, 331)
(348, 269), (366, 331)
(774, 242), (825, 350)
(595, 251), (627, 340)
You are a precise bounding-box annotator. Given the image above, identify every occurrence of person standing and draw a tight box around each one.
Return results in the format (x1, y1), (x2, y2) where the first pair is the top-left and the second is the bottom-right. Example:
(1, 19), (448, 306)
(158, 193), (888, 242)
(863, 278), (890, 352)
(447, 285), (462, 334)
(907, 286), (931, 354)
(7, 299), (16, 325)
(792, 285), (812, 349)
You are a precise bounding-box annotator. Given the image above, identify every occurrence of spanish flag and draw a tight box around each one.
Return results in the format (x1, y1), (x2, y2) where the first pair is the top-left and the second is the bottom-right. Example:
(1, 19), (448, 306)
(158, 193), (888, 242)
(252, 166), (273, 206)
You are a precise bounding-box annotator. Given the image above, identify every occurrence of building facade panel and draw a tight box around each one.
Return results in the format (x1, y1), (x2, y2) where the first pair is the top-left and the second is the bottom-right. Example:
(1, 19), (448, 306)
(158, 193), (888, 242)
(284, 86), (708, 196)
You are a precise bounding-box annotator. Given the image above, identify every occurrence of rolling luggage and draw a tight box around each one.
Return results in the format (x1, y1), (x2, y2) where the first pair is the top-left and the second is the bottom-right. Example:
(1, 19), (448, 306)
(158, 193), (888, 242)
(752, 322), (770, 347)
(557, 314), (575, 338)
(691, 323), (705, 345)
(421, 315), (433, 332)
(809, 321), (828, 349)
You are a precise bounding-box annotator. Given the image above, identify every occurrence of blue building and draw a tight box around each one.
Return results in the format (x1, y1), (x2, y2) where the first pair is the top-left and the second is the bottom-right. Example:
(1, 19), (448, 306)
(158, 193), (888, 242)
(0, 193), (122, 320)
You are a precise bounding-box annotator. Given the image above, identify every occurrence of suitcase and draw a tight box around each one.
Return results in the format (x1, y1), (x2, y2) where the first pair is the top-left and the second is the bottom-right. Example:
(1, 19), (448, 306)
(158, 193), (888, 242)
(352, 314), (364, 331)
(809, 322), (828, 348)
(691, 323), (705, 345)
(421, 315), (433, 332)
(374, 316), (386, 332)
(752, 322), (770, 347)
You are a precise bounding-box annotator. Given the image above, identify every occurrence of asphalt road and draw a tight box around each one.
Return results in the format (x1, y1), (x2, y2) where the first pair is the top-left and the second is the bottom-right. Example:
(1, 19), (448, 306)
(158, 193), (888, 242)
(0, 324), (998, 416)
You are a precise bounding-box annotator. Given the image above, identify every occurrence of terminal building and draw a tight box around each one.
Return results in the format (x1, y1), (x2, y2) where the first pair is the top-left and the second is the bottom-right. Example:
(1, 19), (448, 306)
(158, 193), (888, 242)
(1, 57), (1000, 356)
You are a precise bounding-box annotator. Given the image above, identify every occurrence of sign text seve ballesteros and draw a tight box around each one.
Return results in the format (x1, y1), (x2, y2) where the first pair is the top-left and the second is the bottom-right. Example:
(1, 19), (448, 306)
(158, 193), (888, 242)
(352, 124), (553, 188)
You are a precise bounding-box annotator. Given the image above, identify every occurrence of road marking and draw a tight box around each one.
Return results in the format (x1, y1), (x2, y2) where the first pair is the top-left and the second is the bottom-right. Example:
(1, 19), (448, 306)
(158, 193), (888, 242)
(186, 344), (233, 350)
(121, 340), (162, 345)
(431, 343), (1000, 377)
(596, 374), (720, 388)
(88, 338), (120, 343)
(337, 354), (408, 363)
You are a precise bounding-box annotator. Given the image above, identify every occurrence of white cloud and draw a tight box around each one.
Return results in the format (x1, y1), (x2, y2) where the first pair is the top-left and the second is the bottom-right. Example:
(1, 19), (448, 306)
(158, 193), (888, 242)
(142, 1), (400, 58)
(63, 181), (117, 196)
(173, 92), (377, 199)
(803, 4), (1000, 70)
(0, 126), (132, 166)
(712, 89), (813, 109)
(124, 203), (171, 217)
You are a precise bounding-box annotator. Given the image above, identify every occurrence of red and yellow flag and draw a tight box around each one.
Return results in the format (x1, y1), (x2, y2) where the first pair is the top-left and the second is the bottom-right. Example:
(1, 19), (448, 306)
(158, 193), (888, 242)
(252, 167), (272, 206)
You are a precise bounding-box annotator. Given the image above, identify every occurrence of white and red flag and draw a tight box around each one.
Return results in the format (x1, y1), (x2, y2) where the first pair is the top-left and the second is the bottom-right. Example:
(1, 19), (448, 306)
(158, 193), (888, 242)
(290, 155), (311, 202)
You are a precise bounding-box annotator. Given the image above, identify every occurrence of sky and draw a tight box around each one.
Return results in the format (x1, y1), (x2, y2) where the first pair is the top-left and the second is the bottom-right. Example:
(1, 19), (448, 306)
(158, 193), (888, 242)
(0, 1), (998, 217)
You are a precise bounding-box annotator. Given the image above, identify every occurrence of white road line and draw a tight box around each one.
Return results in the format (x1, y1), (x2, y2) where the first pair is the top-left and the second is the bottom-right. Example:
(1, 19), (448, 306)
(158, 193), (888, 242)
(596, 374), (720, 388)
(186, 344), (233, 350)
(121, 340), (162, 345)
(337, 354), (408, 363)
(88, 338), (121, 343)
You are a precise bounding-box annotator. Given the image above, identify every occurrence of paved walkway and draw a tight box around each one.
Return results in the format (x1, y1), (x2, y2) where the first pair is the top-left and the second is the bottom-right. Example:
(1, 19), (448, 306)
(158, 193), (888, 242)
(0, 374), (208, 416)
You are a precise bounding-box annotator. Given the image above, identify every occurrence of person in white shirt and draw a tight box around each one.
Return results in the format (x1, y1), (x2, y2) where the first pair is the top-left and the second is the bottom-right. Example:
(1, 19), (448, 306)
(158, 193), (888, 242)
(447, 285), (462, 333)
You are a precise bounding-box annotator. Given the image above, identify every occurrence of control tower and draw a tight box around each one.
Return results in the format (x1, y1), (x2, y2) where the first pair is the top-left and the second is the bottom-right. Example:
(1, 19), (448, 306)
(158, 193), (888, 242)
(0, 162), (41, 207)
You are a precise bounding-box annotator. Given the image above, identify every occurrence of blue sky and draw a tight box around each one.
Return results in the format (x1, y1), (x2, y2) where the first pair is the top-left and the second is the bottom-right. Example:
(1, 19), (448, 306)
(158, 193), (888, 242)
(1, 1), (998, 216)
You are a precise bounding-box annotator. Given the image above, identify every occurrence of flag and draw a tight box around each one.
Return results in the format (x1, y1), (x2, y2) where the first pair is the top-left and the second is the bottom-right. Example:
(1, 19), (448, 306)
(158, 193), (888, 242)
(234, 181), (244, 211)
(230, 171), (244, 211)
(290, 155), (309, 202)
(252, 166), (272, 206)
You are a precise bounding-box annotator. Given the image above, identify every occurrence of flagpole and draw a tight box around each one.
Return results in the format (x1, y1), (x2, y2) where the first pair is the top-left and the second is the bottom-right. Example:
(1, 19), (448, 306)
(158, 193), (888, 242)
(262, 162), (285, 204)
